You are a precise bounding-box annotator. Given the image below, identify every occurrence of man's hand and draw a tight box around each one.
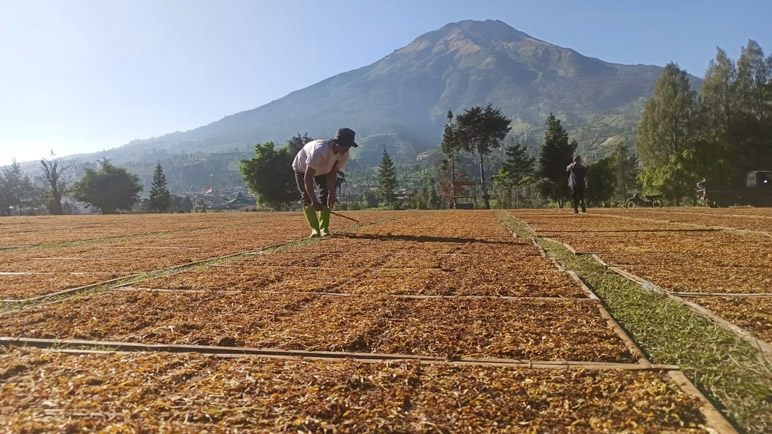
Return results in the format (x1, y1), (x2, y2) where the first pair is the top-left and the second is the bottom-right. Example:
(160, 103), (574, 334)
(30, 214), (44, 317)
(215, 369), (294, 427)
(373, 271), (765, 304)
(327, 195), (337, 209)
(312, 200), (325, 211)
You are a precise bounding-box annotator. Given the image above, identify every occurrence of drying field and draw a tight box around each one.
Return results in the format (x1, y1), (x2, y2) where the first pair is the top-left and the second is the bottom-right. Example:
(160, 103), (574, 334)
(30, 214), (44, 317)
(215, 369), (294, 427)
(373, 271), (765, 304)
(512, 208), (772, 345)
(1, 349), (703, 433)
(602, 208), (772, 235)
(0, 212), (383, 301)
(0, 210), (732, 432)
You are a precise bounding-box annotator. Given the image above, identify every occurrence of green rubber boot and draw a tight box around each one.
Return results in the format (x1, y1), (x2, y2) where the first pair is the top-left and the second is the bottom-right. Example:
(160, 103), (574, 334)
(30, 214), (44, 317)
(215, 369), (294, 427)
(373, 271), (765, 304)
(319, 208), (331, 236)
(303, 206), (321, 238)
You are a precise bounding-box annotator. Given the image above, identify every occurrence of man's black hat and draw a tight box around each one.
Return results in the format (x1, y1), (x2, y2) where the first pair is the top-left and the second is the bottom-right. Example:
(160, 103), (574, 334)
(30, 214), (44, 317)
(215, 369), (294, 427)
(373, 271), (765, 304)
(333, 128), (358, 148)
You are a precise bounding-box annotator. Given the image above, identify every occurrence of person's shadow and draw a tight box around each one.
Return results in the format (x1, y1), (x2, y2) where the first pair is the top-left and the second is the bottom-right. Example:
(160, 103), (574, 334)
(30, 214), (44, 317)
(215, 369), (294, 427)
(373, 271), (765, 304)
(339, 233), (517, 245)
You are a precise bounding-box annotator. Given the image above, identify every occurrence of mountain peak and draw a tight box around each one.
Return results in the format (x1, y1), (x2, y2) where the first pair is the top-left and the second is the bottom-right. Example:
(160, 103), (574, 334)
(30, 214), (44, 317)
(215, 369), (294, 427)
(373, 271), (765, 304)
(399, 19), (534, 55)
(440, 19), (534, 41)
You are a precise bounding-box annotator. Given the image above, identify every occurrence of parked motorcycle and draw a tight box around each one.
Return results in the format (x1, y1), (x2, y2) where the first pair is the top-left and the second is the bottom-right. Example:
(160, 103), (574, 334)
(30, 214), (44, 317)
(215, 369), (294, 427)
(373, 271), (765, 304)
(625, 193), (663, 208)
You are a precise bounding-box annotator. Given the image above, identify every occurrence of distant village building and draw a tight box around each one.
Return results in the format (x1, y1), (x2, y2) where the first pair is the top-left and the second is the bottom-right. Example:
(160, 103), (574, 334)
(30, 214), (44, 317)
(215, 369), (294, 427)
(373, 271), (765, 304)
(225, 191), (256, 209)
(189, 188), (256, 211)
(63, 197), (99, 215)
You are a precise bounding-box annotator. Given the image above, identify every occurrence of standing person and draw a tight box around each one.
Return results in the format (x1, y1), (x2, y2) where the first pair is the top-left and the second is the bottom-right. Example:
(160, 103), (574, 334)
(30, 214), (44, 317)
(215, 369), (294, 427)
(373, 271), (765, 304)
(292, 128), (358, 237)
(566, 155), (588, 214)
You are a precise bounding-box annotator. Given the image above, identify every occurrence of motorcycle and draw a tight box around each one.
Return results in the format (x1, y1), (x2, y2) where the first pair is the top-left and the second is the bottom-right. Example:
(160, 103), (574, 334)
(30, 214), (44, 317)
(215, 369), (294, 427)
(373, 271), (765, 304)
(625, 193), (663, 208)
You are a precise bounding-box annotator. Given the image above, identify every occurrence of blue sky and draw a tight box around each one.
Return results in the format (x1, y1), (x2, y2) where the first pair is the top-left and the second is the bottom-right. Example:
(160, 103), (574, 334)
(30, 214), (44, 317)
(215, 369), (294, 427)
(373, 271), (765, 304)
(1, 0), (770, 166)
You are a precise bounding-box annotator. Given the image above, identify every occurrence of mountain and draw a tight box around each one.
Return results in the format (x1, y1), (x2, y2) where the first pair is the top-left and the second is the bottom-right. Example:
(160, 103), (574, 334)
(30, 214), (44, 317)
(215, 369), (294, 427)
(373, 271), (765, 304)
(78, 19), (691, 169)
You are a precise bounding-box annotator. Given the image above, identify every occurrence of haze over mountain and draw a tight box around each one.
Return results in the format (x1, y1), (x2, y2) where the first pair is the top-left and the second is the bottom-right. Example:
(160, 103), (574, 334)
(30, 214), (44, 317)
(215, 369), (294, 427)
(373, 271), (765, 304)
(84, 19), (682, 167)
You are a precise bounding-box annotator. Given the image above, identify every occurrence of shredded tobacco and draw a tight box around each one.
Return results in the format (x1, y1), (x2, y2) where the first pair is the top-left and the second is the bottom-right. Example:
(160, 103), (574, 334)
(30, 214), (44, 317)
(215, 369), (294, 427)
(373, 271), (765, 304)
(0, 348), (708, 433)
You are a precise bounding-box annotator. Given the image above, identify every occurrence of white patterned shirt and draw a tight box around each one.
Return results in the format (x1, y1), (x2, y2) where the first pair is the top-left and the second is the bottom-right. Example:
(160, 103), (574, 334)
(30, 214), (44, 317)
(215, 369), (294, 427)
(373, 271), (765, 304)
(292, 139), (349, 175)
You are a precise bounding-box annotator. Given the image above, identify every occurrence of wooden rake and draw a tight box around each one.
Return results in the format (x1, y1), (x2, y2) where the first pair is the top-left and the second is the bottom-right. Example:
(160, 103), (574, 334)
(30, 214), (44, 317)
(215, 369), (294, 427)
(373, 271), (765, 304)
(329, 210), (360, 224)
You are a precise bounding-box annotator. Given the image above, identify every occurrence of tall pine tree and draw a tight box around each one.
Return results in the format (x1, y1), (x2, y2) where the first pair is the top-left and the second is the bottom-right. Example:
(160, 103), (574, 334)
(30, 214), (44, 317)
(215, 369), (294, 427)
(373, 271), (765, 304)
(377, 147), (398, 209)
(699, 48), (736, 185)
(286, 132), (313, 154)
(636, 63), (699, 203)
(148, 162), (171, 213)
(701, 48), (736, 146)
(538, 114), (577, 207)
(733, 40), (772, 179)
(492, 142), (535, 208)
(441, 110), (461, 207)
(612, 144), (638, 204)
(695, 41), (772, 187)
(736, 40), (771, 122)
(1, 160), (38, 215)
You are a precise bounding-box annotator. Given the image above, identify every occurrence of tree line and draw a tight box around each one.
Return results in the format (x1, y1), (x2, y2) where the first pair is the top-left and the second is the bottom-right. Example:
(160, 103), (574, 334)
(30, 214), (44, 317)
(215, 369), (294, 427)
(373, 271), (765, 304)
(636, 40), (772, 204)
(239, 106), (638, 210)
(0, 156), (174, 215)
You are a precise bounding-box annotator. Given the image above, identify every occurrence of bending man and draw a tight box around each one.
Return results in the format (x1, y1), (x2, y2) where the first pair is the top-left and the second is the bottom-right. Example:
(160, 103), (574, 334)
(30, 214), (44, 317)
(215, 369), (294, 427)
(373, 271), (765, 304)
(291, 128), (358, 237)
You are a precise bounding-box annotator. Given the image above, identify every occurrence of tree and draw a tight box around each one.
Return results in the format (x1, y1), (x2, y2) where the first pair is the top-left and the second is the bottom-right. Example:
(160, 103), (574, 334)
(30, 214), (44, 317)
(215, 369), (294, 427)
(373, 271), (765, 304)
(240, 142), (297, 209)
(635, 63), (700, 203)
(0, 179), (11, 216)
(455, 104), (511, 209)
(440, 111), (461, 207)
(171, 195), (193, 213)
(612, 144), (638, 203)
(586, 156), (616, 207)
(363, 190), (379, 208)
(71, 158), (142, 214)
(439, 159), (453, 205)
(732, 40), (772, 177)
(492, 142), (535, 208)
(538, 114), (577, 207)
(181, 195), (193, 212)
(39, 152), (72, 215)
(336, 171), (347, 202)
(427, 179), (443, 210)
(701, 50), (736, 144)
(377, 147), (398, 209)
(1, 160), (39, 215)
(736, 40), (771, 123)
(287, 132), (313, 154)
(694, 41), (772, 187)
(148, 162), (171, 213)
(637, 63), (699, 165)
(406, 176), (443, 210)
(699, 47), (739, 186)
(638, 154), (696, 204)
(0, 162), (19, 216)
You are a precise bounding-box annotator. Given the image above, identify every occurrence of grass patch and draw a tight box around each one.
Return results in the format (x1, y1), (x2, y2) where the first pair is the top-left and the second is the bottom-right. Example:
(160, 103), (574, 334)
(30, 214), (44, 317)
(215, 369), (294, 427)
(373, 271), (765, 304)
(0, 301), (17, 314)
(497, 211), (772, 433)
(497, 213), (535, 238)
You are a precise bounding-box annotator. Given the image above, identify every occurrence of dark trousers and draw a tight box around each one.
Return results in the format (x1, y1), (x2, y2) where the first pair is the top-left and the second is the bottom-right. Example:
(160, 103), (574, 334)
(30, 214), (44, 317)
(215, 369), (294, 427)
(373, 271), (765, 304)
(295, 172), (329, 206)
(571, 187), (586, 212)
